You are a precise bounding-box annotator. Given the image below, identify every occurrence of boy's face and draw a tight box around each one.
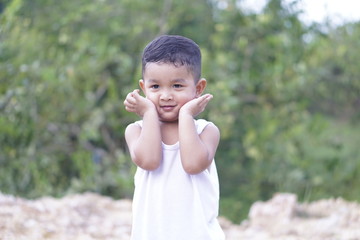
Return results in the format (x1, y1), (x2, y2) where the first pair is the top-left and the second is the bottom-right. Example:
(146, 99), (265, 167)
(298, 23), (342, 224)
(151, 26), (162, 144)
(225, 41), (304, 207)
(140, 62), (203, 122)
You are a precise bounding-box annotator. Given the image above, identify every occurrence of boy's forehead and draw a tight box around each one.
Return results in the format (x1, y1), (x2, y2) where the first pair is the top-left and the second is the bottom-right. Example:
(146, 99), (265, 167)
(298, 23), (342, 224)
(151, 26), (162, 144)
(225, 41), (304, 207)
(143, 66), (197, 84)
(144, 62), (191, 75)
(142, 62), (197, 82)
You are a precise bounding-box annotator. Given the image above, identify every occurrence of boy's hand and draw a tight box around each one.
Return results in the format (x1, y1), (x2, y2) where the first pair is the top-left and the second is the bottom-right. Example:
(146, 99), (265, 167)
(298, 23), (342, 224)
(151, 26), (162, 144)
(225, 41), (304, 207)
(124, 89), (156, 117)
(179, 94), (213, 117)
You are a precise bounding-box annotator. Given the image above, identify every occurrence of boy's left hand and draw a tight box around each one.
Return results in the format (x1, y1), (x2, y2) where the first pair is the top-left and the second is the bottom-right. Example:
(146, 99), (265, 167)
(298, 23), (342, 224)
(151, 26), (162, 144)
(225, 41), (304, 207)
(179, 94), (213, 117)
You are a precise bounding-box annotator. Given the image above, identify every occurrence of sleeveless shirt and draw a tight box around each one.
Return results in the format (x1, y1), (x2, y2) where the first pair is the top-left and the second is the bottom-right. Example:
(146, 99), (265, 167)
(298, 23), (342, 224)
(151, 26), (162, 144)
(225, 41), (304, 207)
(130, 119), (225, 240)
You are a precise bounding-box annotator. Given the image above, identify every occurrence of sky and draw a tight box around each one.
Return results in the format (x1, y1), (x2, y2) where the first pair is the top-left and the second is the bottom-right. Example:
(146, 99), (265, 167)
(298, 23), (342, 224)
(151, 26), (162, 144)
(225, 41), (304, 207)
(240, 0), (360, 25)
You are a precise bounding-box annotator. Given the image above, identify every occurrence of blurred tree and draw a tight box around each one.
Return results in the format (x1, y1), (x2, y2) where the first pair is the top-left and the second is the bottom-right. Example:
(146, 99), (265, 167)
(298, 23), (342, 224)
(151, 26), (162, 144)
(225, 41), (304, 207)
(304, 22), (360, 121)
(0, 0), (217, 198)
(203, 0), (313, 220)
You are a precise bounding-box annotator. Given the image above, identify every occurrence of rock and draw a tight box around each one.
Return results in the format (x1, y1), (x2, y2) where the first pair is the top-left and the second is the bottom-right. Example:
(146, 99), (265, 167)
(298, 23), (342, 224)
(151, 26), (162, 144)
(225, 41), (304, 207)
(240, 193), (360, 240)
(249, 193), (297, 223)
(1, 192), (360, 240)
(0, 192), (132, 240)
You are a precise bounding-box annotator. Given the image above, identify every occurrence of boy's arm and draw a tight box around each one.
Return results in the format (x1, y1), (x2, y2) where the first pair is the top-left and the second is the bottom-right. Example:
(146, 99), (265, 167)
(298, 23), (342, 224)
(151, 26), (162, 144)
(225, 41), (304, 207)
(178, 94), (220, 175)
(124, 90), (162, 170)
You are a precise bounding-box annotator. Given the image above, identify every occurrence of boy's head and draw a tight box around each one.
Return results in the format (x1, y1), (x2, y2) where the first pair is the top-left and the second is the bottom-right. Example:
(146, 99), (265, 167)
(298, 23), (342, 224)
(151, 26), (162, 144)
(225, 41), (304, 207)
(142, 35), (201, 82)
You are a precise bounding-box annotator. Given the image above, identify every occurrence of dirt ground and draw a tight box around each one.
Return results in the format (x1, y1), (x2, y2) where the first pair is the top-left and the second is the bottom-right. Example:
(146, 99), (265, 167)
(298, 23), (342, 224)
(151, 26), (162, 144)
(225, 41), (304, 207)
(1, 192), (360, 240)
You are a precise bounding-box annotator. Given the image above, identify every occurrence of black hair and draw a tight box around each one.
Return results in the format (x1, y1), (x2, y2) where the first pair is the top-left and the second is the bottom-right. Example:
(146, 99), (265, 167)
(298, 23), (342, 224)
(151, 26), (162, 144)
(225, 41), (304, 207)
(142, 35), (201, 81)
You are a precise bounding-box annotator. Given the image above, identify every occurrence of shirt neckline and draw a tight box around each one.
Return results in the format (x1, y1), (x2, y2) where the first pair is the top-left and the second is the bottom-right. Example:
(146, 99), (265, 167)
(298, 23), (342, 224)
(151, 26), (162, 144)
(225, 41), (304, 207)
(162, 141), (179, 150)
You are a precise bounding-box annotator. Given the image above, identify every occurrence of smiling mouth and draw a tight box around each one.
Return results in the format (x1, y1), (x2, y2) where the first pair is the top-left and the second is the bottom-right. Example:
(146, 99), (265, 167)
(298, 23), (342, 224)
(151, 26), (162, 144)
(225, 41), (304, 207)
(160, 105), (176, 111)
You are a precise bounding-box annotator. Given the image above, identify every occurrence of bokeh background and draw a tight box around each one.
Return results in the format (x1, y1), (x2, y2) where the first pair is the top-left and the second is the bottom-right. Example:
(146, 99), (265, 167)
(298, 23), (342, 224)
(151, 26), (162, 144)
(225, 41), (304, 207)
(1, 0), (359, 223)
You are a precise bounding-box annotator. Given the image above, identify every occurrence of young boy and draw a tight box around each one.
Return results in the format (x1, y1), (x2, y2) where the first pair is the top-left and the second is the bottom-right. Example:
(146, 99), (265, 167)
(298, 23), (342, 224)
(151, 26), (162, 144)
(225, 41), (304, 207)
(124, 35), (225, 240)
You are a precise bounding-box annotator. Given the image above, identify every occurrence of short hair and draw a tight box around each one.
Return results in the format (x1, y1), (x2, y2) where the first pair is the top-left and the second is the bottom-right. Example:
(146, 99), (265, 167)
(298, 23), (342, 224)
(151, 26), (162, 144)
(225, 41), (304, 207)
(142, 35), (201, 81)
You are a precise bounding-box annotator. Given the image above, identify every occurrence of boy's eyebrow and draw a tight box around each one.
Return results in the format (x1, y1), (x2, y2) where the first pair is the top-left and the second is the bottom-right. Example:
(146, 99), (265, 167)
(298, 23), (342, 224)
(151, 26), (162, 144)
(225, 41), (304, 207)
(171, 78), (186, 83)
(147, 79), (158, 83)
(147, 78), (187, 83)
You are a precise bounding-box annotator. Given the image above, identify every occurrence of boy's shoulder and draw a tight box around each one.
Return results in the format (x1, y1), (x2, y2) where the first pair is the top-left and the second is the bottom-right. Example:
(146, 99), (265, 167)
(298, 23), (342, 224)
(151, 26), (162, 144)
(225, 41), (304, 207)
(195, 118), (218, 127)
(130, 120), (143, 127)
(195, 119), (219, 135)
(125, 121), (142, 136)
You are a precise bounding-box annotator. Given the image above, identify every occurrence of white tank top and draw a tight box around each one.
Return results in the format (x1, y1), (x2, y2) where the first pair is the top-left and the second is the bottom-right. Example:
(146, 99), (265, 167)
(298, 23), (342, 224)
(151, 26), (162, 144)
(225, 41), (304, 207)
(131, 119), (224, 240)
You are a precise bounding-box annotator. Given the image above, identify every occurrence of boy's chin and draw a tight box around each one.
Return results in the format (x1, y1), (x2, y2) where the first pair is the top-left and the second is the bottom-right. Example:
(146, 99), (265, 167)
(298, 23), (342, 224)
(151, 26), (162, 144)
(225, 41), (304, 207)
(158, 112), (179, 123)
(159, 117), (179, 123)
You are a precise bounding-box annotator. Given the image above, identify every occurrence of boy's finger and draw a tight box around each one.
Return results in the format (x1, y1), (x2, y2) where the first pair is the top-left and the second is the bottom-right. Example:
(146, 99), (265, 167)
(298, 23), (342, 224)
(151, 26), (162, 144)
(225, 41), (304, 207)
(124, 93), (133, 105)
(132, 89), (142, 99)
(205, 93), (213, 99)
(125, 94), (136, 105)
(198, 94), (213, 104)
(199, 93), (212, 99)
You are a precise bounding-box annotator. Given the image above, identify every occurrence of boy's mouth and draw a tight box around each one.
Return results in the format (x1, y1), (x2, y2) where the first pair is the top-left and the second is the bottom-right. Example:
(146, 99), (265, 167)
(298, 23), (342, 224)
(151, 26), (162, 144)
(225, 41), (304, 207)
(160, 105), (176, 111)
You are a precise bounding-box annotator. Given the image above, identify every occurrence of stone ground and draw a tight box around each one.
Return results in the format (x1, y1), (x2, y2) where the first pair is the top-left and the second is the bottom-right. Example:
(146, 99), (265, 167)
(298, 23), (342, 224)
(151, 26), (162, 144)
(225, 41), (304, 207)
(1, 192), (360, 240)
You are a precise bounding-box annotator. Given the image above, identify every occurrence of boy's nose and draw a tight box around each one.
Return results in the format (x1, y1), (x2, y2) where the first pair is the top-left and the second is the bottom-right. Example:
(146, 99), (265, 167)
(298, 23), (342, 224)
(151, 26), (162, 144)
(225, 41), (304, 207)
(160, 90), (173, 101)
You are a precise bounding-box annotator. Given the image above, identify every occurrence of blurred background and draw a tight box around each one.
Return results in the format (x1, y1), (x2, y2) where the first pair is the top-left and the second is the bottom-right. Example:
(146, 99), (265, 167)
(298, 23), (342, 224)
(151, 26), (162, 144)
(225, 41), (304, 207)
(1, 0), (359, 223)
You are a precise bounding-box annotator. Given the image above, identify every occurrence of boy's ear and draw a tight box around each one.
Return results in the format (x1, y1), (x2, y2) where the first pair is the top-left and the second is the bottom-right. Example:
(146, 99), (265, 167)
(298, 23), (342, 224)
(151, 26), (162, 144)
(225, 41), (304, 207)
(139, 79), (145, 93)
(196, 78), (207, 97)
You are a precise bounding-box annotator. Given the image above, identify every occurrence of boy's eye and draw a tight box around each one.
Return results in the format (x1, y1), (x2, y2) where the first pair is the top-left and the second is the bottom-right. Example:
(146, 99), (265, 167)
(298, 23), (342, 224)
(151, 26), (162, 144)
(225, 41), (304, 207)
(173, 84), (182, 88)
(151, 84), (159, 89)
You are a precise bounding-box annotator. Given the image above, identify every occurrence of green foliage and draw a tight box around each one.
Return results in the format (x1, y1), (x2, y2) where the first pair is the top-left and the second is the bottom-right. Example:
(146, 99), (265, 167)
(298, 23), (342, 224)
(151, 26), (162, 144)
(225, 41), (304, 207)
(1, 0), (359, 223)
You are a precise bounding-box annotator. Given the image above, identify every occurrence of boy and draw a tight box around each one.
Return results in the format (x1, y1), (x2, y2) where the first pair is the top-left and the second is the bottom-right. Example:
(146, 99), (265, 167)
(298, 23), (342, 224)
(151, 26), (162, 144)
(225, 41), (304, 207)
(124, 35), (225, 240)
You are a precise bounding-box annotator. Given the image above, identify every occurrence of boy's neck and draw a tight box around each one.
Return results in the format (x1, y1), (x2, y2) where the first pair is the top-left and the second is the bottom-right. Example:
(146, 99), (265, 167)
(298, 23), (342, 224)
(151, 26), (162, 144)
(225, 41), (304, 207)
(160, 120), (179, 145)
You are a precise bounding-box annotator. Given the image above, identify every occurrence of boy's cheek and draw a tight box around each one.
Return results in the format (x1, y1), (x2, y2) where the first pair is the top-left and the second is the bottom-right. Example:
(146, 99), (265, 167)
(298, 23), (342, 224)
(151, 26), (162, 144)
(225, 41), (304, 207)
(147, 97), (157, 105)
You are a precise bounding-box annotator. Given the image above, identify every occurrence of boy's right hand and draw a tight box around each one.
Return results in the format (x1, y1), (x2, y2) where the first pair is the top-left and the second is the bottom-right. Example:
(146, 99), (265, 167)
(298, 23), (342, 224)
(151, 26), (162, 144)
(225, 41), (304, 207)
(124, 89), (156, 117)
